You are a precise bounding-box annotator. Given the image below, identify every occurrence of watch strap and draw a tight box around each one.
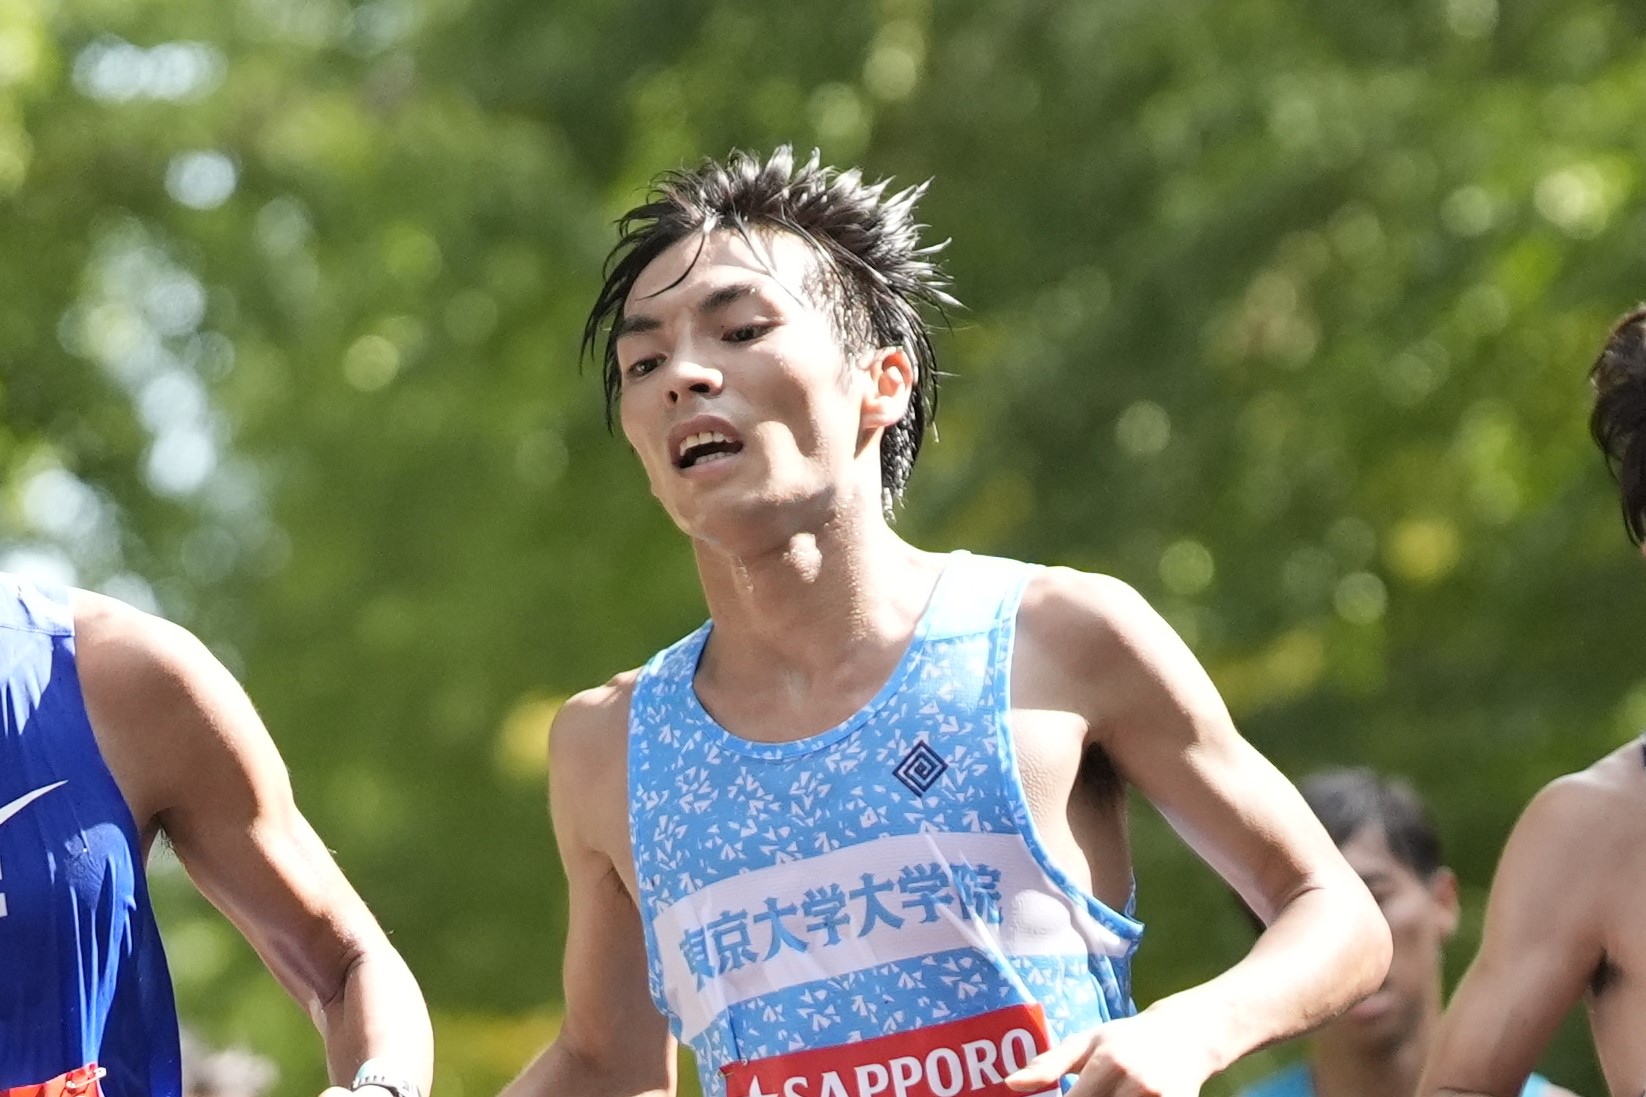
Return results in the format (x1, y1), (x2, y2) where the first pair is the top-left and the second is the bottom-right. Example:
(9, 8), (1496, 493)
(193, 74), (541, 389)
(350, 1059), (422, 1097)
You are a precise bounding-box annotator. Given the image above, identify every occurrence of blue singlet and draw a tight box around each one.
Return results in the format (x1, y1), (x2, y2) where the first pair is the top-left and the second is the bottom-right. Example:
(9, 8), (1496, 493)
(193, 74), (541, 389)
(0, 575), (182, 1095)
(627, 551), (1143, 1097)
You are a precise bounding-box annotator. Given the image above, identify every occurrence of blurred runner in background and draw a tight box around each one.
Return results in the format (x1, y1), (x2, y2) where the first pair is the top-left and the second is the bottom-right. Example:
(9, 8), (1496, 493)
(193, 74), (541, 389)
(1237, 768), (1575, 1097)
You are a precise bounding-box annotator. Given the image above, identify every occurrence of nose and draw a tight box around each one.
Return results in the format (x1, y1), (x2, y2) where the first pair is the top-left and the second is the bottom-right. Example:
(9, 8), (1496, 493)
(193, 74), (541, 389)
(664, 351), (723, 406)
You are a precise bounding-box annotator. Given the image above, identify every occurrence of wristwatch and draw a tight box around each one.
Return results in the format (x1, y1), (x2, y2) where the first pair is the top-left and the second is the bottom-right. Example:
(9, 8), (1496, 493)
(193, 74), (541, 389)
(351, 1059), (423, 1097)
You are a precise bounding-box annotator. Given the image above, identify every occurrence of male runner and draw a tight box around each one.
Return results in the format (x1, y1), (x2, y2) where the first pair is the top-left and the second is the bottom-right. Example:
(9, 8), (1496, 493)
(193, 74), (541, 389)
(1420, 305), (1646, 1096)
(1237, 769), (1573, 1097)
(504, 147), (1390, 1097)
(0, 575), (432, 1097)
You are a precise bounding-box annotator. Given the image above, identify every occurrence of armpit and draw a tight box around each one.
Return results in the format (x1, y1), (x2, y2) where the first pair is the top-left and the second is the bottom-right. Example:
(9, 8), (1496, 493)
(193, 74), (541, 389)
(1589, 949), (1619, 998)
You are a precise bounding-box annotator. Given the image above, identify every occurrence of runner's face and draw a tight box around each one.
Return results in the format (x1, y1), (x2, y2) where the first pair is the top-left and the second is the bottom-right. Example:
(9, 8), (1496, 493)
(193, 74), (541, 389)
(615, 229), (896, 541)
(1322, 825), (1458, 1056)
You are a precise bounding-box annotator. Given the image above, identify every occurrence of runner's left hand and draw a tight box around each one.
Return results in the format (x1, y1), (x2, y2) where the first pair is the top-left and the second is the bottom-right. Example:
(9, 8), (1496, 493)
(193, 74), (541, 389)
(1004, 1011), (1213, 1097)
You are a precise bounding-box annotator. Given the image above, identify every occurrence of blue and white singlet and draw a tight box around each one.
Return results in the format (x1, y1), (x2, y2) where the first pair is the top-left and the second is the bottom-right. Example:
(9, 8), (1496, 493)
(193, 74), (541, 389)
(628, 552), (1143, 1097)
(0, 575), (182, 1096)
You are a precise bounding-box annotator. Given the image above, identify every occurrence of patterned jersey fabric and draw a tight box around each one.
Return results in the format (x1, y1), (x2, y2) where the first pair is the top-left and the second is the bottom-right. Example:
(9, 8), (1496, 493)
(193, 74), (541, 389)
(0, 575), (182, 1096)
(628, 552), (1143, 1097)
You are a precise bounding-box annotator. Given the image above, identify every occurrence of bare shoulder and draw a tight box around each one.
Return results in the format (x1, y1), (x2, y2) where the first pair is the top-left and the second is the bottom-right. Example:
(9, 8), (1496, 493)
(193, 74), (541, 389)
(1484, 745), (1646, 939)
(72, 587), (216, 694)
(71, 587), (249, 754)
(1514, 743), (1646, 858)
(1017, 565), (1212, 728)
(70, 588), (271, 833)
(1018, 567), (1168, 670)
(549, 671), (638, 775)
(547, 671), (639, 864)
(1575, 736), (1646, 801)
(1021, 566), (1153, 630)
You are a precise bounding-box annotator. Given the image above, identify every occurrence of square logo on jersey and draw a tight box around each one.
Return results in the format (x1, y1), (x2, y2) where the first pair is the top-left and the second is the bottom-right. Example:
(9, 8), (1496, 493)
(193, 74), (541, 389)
(721, 1002), (1056, 1097)
(893, 740), (947, 796)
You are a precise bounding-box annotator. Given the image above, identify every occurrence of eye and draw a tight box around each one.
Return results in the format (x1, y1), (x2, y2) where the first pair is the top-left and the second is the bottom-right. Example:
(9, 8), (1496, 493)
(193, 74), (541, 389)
(623, 355), (663, 380)
(725, 323), (768, 344)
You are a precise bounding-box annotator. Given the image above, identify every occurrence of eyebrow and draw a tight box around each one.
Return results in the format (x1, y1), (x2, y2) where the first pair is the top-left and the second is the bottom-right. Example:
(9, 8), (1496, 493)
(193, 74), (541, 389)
(615, 281), (763, 340)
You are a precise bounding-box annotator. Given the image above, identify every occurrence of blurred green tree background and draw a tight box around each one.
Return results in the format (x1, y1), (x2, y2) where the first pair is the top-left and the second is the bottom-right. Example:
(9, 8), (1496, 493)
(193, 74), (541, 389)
(3, 0), (1645, 1091)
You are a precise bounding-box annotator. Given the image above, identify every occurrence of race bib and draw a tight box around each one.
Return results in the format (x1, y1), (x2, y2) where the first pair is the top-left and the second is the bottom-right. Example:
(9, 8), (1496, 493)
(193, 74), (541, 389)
(721, 1003), (1058, 1097)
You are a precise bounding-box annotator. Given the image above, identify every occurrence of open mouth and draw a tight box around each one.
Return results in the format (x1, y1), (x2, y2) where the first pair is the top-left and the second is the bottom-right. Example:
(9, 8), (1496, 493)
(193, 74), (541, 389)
(676, 430), (744, 469)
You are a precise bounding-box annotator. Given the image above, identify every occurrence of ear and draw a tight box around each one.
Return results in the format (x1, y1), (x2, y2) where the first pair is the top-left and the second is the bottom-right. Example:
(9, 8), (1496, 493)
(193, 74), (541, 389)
(861, 346), (915, 432)
(1429, 866), (1461, 939)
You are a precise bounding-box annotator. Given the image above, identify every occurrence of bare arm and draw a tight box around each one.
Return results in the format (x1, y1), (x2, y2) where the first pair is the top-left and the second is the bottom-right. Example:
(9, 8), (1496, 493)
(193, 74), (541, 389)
(500, 683), (675, 1097)
(1419, 778), (1607, 1097)
(75, 593), (433, 1097)
(1008, 571), (1390, 1094)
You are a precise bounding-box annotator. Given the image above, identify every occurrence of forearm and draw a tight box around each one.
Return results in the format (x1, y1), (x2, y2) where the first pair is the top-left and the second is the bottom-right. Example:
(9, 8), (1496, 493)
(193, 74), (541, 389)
(1143, 880), (1390, 1072)
(499, 1039), (672, 1097)
(313, 946), (435, 1094)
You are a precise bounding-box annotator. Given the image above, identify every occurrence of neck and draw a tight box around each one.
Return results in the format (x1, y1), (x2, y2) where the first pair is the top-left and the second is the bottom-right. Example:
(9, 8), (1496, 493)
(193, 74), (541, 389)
(694, 513), (933, 671)
(681, 476), (948, 742)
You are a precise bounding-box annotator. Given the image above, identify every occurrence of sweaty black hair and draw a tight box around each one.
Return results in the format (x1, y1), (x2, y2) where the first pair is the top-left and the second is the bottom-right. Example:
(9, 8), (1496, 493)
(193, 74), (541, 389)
(1300, 767), (1443, 880)
(583, 146), (957, 509)
(1589, 304), (1646, 544)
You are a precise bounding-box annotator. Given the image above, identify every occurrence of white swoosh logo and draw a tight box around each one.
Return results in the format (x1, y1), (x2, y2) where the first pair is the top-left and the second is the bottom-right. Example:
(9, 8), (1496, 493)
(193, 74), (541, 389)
(0, 781), (67, 828)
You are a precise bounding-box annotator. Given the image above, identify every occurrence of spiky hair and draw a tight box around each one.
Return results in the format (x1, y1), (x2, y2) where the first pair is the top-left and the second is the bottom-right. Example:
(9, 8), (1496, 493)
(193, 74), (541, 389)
(583, 146), (957, 508)
(1590, 304), (1646, 543)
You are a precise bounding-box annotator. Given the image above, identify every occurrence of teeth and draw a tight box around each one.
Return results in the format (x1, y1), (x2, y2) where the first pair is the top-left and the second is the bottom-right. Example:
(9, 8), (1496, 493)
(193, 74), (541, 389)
(678, 430), (733, 459)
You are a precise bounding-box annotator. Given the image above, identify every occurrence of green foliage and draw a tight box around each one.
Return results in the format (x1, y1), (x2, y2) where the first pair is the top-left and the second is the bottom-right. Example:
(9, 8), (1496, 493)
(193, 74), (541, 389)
(5, 0), (1645, 1090)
